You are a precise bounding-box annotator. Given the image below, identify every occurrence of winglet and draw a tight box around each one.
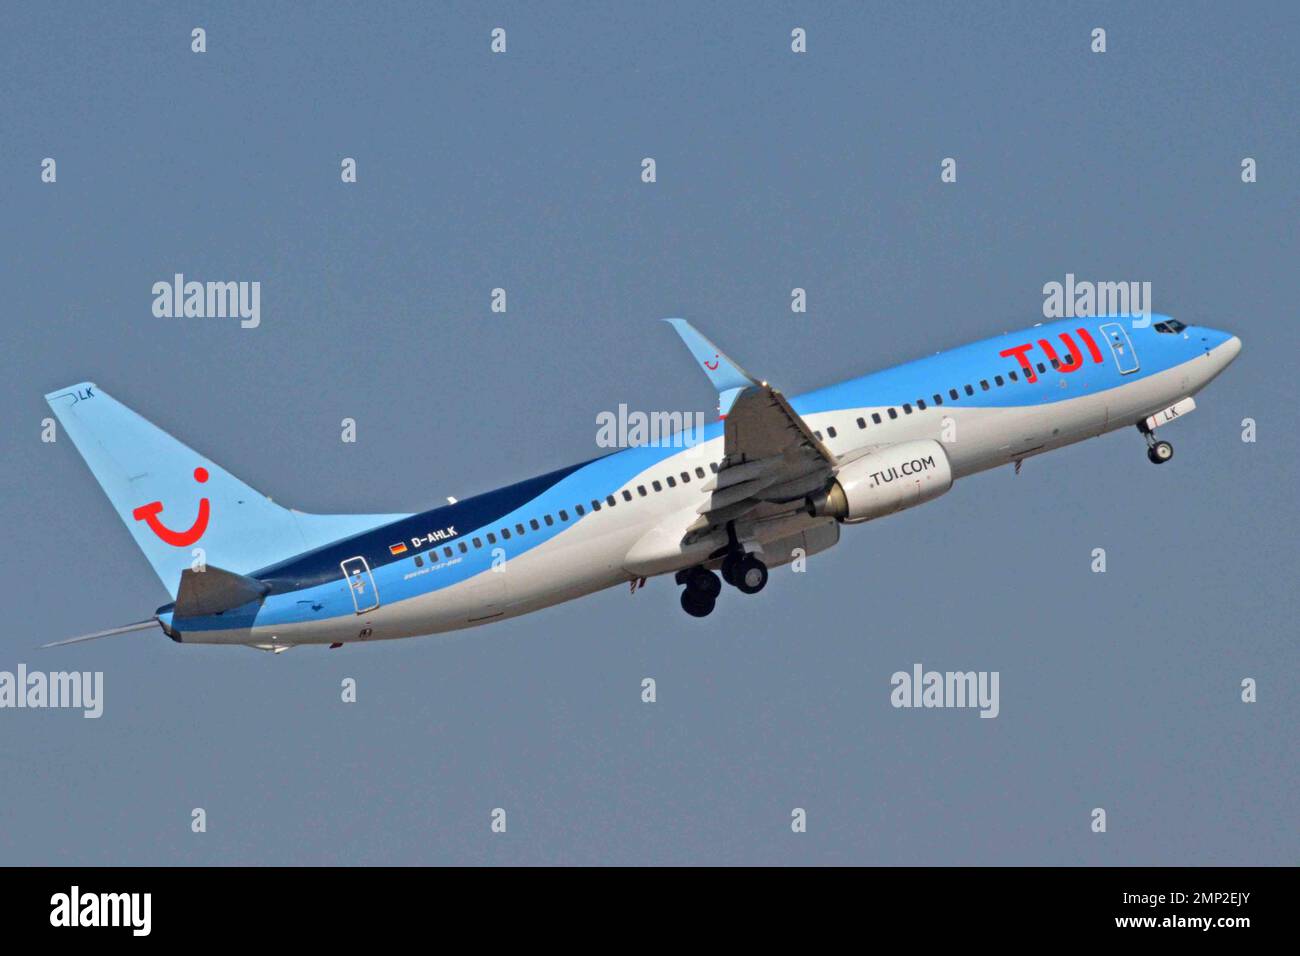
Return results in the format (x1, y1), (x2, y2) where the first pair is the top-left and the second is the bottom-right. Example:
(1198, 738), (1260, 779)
(663, 318), (759, 417)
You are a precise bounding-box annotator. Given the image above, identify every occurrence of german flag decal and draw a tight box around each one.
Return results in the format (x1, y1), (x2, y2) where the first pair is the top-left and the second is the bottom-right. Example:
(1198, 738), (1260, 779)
(389, 542), (408, 556)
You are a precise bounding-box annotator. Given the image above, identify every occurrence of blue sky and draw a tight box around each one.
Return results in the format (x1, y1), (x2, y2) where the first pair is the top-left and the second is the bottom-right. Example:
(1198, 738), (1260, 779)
(1, 1), (1295, 864)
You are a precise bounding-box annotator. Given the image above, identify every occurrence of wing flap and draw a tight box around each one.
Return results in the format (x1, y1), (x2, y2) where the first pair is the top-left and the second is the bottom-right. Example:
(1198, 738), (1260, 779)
(696, 385), (835, 525)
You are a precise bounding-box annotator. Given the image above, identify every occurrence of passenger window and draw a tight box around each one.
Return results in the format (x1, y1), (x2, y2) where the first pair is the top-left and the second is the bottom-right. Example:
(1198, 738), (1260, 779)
(995, 375), (1004, 386)
(414, 555), (424, 567)
(487, 532), (497, 544)
(828, 426), (838, 438)
(516, 523), (525, 535)
(917, 399), (927, 410)
(500, 529), (510, 540)
(458, 542), (467, 554)
(575, 504), (585, 516)
(1050, 358), (1060, 369)
(591, 500), (601, 511)
(530, 518), (540, 530)
(710, 462), (719, 473)
(902, 404), (912, 415)
(980, 380), (989, 391)
(814, 431), (822, 440)
(888, 408), (898, 419)
(1009, 370), (1018, 382)
(949, 388), (959, 400)
(695, 467), (706, 479)
(680, 472), (690, 483)
(622, 490), (632, 501)
(666, 476), (676, 487)
(933, 394), (943, 405)
(545, 514), (554, 526)
(857, 417), (866, 429)
(1037, 362), (1046, 374)
(637, 486), (647, 497)
(872, 412), (882, 424)
(444, 547), (454, 558)
(559, 509), (569, 521)
(652, 480), (662, 492)
(472, 537), (482, 548)
(607, 494), (617, 506)
(965, 384), (974, 396)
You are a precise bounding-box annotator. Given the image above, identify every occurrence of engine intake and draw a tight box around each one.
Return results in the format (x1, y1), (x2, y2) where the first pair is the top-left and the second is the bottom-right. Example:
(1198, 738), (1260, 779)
(807, 439), (953, 524)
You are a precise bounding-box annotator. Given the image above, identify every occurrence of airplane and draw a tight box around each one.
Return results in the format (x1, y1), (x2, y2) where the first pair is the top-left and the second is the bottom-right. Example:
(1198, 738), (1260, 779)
(44, 313), (1240, 651)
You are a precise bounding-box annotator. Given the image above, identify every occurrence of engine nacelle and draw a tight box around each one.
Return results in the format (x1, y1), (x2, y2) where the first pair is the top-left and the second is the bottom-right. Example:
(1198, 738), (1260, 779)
(807, 439), (953, 524)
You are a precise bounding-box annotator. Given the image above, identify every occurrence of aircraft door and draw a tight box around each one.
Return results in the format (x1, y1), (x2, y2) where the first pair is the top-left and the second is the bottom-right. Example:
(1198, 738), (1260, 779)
(1099, 322), (1140, 374)
(341, 556), (380, 614)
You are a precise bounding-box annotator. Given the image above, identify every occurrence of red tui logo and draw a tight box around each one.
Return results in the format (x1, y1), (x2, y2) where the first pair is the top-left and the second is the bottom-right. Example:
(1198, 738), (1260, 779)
(999, 328), (1105, 383)
(132, 467), (211, 547)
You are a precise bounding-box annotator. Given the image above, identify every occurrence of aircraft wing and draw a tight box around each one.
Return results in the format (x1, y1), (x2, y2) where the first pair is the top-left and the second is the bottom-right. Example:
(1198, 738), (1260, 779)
(664, 319), (836, 529)
(696, 383), (836, 525)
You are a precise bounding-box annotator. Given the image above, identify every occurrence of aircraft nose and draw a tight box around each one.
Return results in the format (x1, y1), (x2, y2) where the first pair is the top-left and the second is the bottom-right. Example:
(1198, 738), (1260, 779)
(1196, 327), (1240, 358)
(1198, 330), (1241, 381)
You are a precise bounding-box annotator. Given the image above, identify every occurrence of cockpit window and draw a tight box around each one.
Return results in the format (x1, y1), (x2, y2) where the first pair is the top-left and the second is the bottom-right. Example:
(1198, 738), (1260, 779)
(1154, 319), (1187, 334)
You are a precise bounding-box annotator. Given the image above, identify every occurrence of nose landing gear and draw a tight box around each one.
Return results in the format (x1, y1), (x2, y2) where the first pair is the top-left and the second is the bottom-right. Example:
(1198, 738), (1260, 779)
(1147, 440), (1174, 464)
(1138, 422), (1174, 465)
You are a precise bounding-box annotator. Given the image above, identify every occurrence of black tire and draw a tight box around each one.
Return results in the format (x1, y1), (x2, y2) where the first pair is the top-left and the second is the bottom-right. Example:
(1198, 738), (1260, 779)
(686, 567), (722, 599)
(720, 556), (741, 587)
(1148, 440), (1174, 464)
(734, 555), (768, 595)
(680, 590), (715, 617)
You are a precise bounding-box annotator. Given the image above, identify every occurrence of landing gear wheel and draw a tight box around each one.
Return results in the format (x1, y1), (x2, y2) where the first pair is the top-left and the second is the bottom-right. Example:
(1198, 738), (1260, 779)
(685, 567), (722, 600)
(734, 555), (769, 595)
(680, 589), (716, 617)
(720, 555), (741, 587)
(1147, 440), (1174, 464)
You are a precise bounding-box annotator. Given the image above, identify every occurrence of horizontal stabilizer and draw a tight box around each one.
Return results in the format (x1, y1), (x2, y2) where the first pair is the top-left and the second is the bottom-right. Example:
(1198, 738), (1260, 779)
(174, 565), (270, 617)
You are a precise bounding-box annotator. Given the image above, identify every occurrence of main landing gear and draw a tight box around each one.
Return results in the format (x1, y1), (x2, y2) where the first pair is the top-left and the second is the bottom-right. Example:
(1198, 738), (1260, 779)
(675, 552), (770, 617)
(677, 566), (722, 617)
(721, 552), (769, 595)
(1138, 422), (1174, 465)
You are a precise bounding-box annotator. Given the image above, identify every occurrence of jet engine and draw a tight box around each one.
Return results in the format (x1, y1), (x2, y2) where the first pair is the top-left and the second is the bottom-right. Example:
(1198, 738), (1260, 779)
(807, 439), (953, 524)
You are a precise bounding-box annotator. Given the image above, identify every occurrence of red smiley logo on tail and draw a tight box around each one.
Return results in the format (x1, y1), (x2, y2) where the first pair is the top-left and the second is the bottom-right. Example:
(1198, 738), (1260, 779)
(132, 467), (211, 547)
(703, 355), (720, 371)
